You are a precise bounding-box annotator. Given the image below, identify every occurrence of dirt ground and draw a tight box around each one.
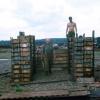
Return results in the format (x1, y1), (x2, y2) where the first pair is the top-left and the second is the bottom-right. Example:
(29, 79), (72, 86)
(0, 48), (100, 94)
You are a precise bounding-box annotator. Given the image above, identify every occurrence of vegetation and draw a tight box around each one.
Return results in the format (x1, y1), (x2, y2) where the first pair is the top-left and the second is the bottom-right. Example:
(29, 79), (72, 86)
(0, 38), (67, 47)
(0, 37), (100, 47)
(0, 40), (11, 48)
(0, 48), (11, 59)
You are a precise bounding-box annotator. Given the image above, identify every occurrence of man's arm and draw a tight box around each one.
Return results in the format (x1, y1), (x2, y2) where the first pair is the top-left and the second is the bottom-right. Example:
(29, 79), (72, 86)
(74, 23), (77, 33)
(74, 23), (78, 37)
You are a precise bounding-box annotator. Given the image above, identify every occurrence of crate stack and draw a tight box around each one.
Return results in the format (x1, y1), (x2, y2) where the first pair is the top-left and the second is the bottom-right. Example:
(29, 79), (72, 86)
(83, 36), (94, 77)
(53, 49), (68, 70)
(74, 32), (94, 78)
(67, 37), (76, 80)
(74, 36), (84, 77)
(11, 32), (35, 83)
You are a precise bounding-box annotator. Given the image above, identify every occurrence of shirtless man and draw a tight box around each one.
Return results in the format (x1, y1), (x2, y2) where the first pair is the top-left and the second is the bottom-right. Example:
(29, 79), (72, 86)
(66, 16), (77, 37)
(66, 17), (77, 80)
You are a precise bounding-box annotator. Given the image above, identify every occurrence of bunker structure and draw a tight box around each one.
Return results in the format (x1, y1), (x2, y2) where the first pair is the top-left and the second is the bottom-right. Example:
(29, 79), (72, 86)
(11, 31), (95, 83)
(1, 31), (99, 100)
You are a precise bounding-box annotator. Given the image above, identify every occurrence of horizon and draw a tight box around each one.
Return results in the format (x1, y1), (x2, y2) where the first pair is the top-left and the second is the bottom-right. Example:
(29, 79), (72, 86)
(0, 37), (67, 41)
(0, 36), (99, 41)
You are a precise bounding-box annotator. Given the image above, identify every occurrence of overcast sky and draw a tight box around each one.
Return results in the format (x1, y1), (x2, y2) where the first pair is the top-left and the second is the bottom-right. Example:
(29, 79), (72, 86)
(0, 0), (100, 40)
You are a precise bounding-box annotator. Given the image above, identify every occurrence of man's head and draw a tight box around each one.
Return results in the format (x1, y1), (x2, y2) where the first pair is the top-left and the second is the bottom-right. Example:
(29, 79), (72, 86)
(69, 16), (72, 22)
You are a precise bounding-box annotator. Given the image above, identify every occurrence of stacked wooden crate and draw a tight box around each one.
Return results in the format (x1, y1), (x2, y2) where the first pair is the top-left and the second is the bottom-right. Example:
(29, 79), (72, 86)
(53, 48), (68, 70)
(74, 36), (84, 77)
(35, 48), (68, 71)
(74, 34), (94, 78)
(11, 32), (35, 83)
(67, 37), (75, 75)
(83, 37), (94, 77)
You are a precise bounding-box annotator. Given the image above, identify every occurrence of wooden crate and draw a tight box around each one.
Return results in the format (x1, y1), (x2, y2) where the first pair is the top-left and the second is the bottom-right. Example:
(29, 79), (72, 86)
(11, 33), (35, 83)
(74, 36), (94, 78)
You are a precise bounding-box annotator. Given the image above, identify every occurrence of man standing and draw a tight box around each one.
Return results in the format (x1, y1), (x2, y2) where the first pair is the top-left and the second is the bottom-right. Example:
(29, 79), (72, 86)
(66, 17), (77, 81)
(66, 16), (77, 38)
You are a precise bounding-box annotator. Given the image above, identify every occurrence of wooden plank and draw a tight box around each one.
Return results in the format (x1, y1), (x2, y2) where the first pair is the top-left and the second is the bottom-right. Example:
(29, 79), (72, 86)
(0, 90), (69, 99)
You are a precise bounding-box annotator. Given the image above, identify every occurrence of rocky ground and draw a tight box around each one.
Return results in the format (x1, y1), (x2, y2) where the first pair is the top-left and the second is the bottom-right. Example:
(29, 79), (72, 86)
(0, 70), (87, 94)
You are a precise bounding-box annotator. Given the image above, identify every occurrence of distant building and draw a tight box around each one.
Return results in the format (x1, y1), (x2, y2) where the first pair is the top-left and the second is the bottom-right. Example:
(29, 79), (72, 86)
(53, 44), (59, 49)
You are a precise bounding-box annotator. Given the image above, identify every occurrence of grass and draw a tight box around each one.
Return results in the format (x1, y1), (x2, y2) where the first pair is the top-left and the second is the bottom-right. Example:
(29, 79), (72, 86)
(0, 48), (11, 59)
(95, 51), (100, 58)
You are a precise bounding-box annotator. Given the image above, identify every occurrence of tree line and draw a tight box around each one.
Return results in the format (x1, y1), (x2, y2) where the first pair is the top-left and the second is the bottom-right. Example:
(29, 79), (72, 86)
(0, 38), (67, 48)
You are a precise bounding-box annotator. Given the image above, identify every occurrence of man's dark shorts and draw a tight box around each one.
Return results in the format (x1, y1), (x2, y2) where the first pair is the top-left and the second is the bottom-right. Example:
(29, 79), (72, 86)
(67, 31), (75, 37)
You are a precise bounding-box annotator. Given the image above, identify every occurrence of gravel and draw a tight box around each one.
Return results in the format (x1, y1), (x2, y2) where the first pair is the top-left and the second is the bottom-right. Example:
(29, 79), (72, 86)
(0, 69), (85, 93)
(0, 73), (86, 93)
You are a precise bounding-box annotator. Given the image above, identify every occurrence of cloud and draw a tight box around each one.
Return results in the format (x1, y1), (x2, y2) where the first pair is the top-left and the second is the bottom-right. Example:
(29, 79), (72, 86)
(0, 0), (100, 40)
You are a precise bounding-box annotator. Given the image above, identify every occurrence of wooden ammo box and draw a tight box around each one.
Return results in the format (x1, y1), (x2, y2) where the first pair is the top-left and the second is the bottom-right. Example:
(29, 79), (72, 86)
(74, 36), (84, 77)
(53, 48), (68, 70)
(74, 34), (94, 78)
(11, 32), (35, 83)
(67, 37), (75, 74)
(83, 37), (94, 77)
(35, 48), (68, 71)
